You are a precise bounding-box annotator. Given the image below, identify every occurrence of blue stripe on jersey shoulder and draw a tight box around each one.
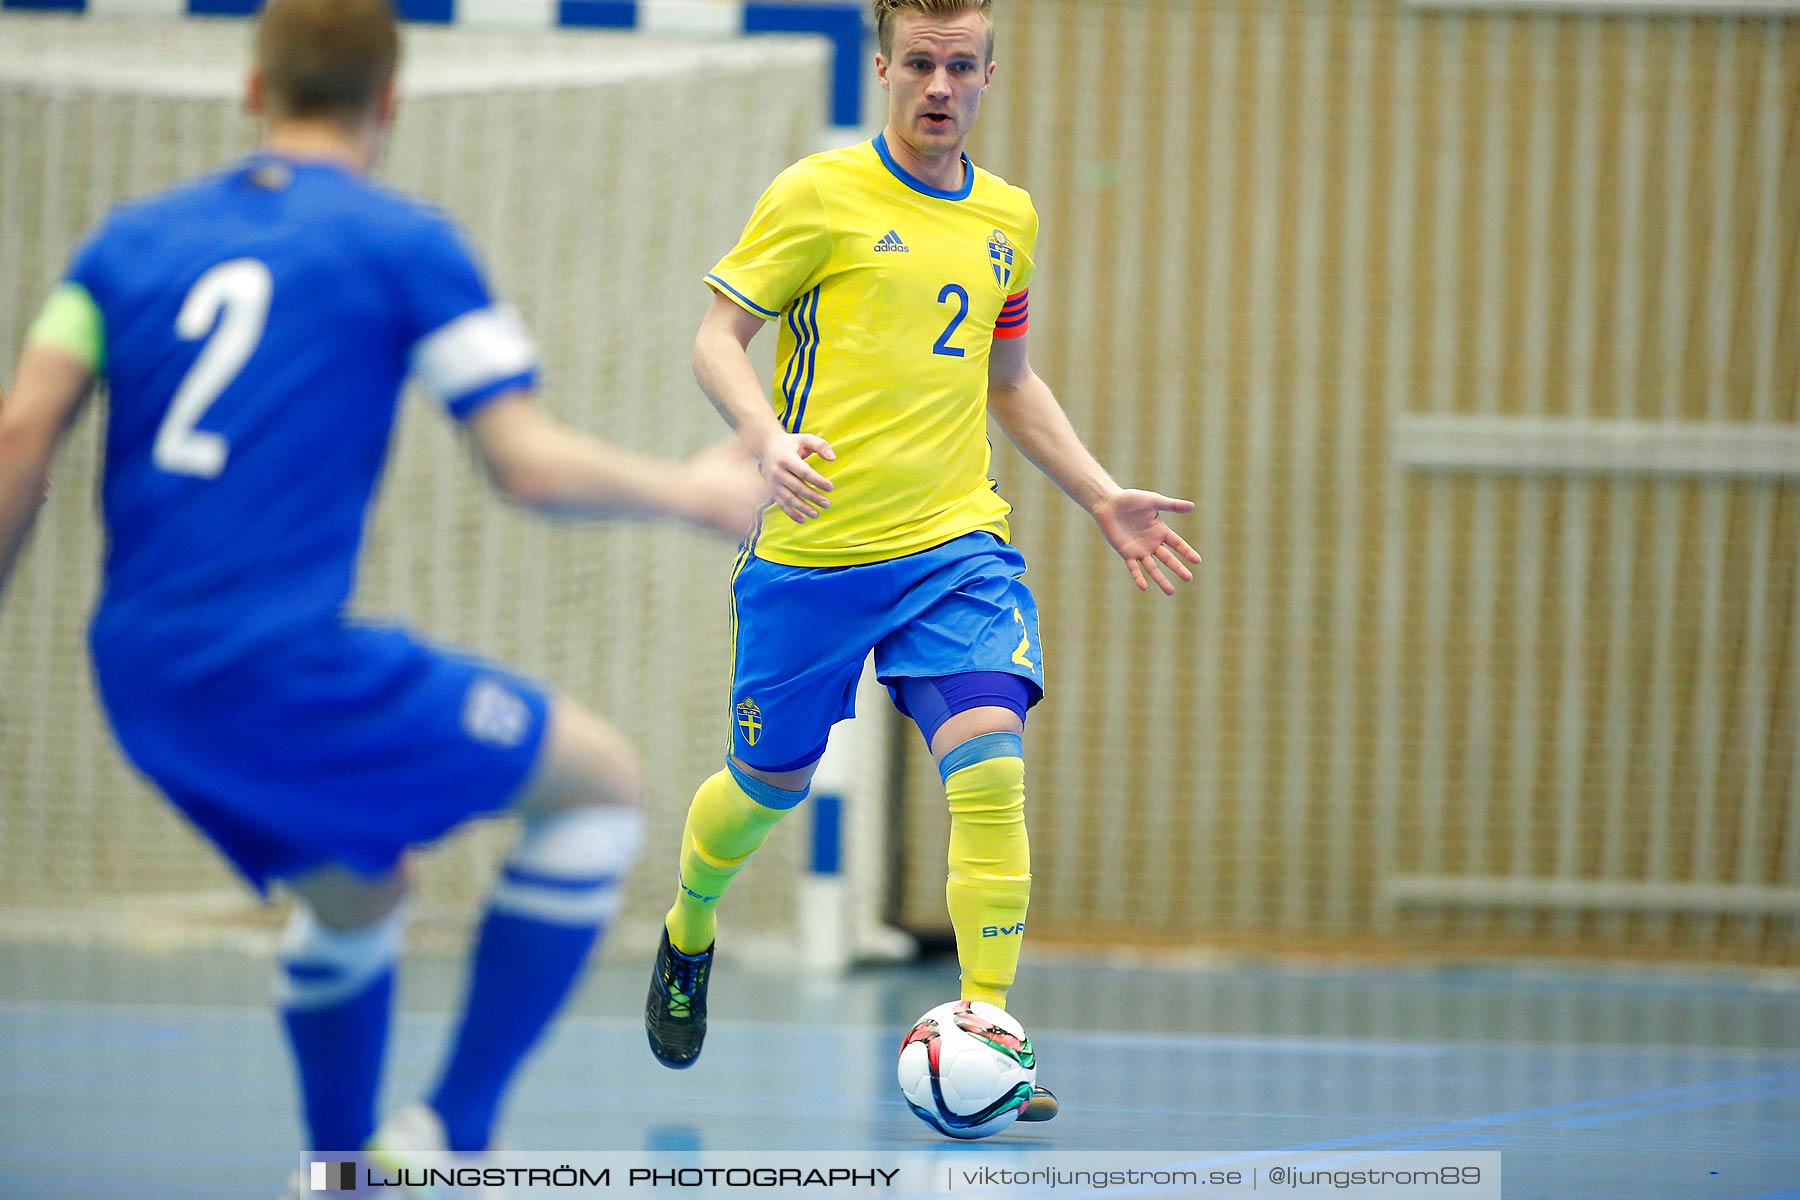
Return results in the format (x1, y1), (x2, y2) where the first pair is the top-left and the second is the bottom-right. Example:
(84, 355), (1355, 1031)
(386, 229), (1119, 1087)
(706, 274), (780, 320)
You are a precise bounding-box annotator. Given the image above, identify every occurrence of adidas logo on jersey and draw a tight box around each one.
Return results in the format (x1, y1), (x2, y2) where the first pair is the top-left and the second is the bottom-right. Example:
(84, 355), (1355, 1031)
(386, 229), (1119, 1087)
(874, 230), (910, 253)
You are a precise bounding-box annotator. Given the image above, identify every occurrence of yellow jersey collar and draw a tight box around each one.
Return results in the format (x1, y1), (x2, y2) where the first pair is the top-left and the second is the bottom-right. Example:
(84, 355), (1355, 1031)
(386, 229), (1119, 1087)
(872, 133), (974, 202)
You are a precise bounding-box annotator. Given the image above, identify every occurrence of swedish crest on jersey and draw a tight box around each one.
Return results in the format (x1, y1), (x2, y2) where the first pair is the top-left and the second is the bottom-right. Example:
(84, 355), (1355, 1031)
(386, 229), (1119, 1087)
(463, 678), (531, 748)
(735, 698), (764, 747)
(988, 230), (1016, 288)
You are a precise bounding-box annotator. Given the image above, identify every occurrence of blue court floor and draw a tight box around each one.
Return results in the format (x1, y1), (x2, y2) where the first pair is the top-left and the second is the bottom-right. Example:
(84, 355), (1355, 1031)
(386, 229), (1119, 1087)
(2, 940), (1797, 1199)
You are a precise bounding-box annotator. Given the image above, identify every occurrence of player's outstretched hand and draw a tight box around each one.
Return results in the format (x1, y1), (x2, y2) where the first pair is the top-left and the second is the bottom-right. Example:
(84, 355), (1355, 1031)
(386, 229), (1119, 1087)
(681, 438), (770, 539)
(757, 431), (837, 524)
(1092, 490), (1202, 596)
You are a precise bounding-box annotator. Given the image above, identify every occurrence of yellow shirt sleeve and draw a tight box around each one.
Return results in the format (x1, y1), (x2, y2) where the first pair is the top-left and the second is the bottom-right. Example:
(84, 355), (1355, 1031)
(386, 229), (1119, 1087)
(705, 163), (832, 320)
(27, 282), (106, 373)
(1012, 199), (1041, 296)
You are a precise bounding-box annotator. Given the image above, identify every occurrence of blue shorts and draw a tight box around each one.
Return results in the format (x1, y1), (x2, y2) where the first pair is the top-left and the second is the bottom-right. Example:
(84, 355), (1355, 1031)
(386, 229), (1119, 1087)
(728, 532), (1044, 772)
(91, 621), (551, 893)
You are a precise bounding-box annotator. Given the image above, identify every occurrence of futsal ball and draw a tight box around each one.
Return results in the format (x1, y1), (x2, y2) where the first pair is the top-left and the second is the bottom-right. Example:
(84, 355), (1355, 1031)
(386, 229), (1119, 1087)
(897, 1000), (1036, 1140)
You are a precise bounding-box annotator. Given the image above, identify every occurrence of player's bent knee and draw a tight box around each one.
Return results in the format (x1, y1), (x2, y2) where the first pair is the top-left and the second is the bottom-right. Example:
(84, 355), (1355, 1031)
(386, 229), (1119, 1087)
(936, 728), (1027, 783)
(931, 709), (1025, 764)
(495, 806), (644, 923)
(728, 753), (819, 795)
(897, 675), (1035, 760)
(284, 863), (410, 932)
(513, 697), (644, 816)
(275, 894), (408, 1009)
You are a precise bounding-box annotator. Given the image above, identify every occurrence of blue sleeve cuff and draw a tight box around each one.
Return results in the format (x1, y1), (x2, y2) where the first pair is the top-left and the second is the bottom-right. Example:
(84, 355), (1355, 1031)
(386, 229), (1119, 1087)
(705, 274), (781, 321)
(445, 369), (537, 420)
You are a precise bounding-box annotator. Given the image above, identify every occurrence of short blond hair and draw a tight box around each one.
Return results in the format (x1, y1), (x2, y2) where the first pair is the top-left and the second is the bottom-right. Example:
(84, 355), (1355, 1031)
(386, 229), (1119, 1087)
(873, 0), (994, 59)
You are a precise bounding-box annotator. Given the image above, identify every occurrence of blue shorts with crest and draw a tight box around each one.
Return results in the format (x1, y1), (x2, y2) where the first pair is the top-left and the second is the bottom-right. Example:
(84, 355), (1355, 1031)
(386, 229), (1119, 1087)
(91, 621), (550, 892)
(728, 532), (1045, 772)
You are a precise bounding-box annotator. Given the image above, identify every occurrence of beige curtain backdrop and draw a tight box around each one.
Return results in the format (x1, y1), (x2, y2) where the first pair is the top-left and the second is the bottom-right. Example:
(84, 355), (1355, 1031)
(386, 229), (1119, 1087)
(2, 4), (1795, 969)
(895, 0), (1800, 966)
(0, 20), (826, 957)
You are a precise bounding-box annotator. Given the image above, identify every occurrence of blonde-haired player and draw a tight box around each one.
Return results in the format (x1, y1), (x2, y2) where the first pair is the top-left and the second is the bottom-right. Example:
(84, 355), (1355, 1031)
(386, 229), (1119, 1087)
(644, 0), (1201, 1124)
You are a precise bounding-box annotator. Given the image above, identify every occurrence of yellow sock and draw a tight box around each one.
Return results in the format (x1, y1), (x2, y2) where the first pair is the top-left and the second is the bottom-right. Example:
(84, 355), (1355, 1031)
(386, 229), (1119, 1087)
(942, 738), (1031, 1009)
(664, 765), (801, 955)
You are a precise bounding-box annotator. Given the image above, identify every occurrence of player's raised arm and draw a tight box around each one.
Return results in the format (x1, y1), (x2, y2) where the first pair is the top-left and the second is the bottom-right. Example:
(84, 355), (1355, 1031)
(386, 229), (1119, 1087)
(693, 291), (835, 524)
(0, 302), (100, 601)
(986, 329), (1200, 596)
(462, 391), (766, 539)
(394, 201), (766, 539)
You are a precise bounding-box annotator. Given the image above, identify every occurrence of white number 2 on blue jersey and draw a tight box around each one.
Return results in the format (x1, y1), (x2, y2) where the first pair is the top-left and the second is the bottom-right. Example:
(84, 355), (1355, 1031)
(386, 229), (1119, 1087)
(154, 258), (273, 479)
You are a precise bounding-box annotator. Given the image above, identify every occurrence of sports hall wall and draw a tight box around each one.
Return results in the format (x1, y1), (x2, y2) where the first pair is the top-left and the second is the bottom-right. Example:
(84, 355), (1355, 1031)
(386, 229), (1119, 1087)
(892, 0), (1800, 966)
(2, 1), (1797, 968)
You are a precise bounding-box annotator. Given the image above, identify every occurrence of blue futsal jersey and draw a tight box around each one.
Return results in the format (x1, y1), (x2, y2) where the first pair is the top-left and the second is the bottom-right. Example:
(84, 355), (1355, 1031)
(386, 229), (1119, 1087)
(50, 154), (553, 887)
(68, 154), (537, 665)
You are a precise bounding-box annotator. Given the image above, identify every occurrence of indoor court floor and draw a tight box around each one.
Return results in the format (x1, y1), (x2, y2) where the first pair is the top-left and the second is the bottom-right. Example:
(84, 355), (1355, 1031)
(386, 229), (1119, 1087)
(2, 940), (1797, 1199)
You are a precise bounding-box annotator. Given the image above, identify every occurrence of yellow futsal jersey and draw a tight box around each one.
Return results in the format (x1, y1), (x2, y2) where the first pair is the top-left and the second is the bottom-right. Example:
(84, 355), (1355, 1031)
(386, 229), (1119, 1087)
(706, 134), (1038, 567)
